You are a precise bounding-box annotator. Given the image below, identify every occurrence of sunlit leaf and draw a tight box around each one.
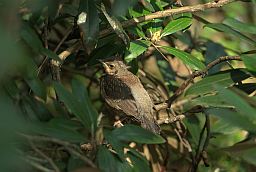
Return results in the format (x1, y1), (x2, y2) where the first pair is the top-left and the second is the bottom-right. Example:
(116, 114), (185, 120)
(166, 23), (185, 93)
(190, 94), (233, 108)
(205, 23), (256, 45)
(161, 46), (205, 70)
(214, 86), (256, 122)
(161, 17), (192, 37)
(186, 69), (250, 95)
(125, 40), (151, 63)
(208, 108), (256, 133)
(241, 54), (256, 73)
(223, 17), (256, 34)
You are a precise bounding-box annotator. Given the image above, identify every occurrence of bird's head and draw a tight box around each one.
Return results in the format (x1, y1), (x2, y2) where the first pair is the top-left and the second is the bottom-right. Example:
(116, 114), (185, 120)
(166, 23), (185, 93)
(100, 56), (129, 75)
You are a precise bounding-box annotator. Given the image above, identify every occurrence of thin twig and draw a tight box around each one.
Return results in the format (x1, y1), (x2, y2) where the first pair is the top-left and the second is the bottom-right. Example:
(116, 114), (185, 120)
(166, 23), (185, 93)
(191, 119), (207, 172)
(37, 17), (49, 76)
(23, 157), (55, 172)
(152, 43), (169, 61)
(28, 140), (60, 172)
(192, 112), (211, 172)
(19, 133), (97, 168)
(157, 114), (185, 124)
(37, 27), (73, 76)
(50, 41), (81, 84)
(201, 113), (210, 167)
(53, 27), (73, 53)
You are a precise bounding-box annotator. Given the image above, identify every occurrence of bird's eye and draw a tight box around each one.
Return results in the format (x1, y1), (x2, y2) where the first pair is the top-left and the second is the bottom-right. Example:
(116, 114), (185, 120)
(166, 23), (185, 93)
(109, 64), (115, 68)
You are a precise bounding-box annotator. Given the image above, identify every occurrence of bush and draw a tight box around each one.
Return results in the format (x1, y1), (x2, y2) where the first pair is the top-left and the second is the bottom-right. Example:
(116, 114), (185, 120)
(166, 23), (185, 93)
(1, 0), (256, 171)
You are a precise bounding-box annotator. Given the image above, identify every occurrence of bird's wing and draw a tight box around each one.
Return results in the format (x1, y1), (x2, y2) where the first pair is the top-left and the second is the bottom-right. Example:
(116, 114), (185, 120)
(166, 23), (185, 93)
(100, 75), (139, 116)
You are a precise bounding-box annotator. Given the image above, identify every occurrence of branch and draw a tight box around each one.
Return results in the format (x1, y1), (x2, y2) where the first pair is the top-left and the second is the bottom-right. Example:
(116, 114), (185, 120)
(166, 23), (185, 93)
(155, 55), (241, 111)
(57, 0), (236, 64)
(192, 112), (211, 172)
(28, 140), (60, 172)
(23, 157), (54, 172)
(99, 0), (236, 37)
(50, 41), (81, 83)
(19, 133), (97, 168)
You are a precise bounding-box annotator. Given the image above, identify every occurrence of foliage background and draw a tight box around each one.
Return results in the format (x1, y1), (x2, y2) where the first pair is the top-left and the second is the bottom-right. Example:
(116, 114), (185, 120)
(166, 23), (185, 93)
(0, 0), (256, 172)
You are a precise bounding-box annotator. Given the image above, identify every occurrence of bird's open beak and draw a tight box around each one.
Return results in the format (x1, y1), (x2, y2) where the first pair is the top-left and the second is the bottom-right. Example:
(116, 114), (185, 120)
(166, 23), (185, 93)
(98, 59), (108, 69)
(98, 59), (111, 74)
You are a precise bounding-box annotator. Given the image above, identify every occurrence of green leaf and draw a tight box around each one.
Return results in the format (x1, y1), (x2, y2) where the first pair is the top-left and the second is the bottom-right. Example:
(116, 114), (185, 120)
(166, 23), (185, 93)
(241, 54), (256, 73)
(111, 0), (137, 16)
(222, 140), (256, 166)
(161, 17), (192, 37)
(24, 77), (46, 100)
(23, 60), (47, 100)
(207, 108), (256, 133)
(140, 0), (155, 12)
(127, 149), (151, 172)
(48, 117), (82, 131)
(97, 146), (132, 172)
(128, 7), (151, 19)
(31, 120), (86, 143)
(183, 115), (202, 144)
(160, 46), (205, 70)
(127, 26), (146, 39)
(222, 138), (256, 153)
(41, 48), (61, 62)
(21, 23), (61, 61)
(101, 3), (129, 46)
(78, 0), (99, 43)
(204, 41), (227, 74)
(212, 117), (241, 134)
(71, 79), (98, 133)
(189, 94), (233, 108)
(112, 124), (165, 144)
(147, 19), (163, 37)
(53, 82), (95, 132)
(205, 23), (256, 45)
(185, 69), (250, 95)
(125, 40), (151, 63)
(104, 129), (126, 159)
(214, 86), (256, 122)
(20, 23), (43, 53)
(241, 148), (256, 166)
(223, 17), (256, 34)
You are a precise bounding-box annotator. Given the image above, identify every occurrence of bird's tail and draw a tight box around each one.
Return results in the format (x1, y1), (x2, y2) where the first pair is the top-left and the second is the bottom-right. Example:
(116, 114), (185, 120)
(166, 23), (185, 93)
(141, 116), (161, 134)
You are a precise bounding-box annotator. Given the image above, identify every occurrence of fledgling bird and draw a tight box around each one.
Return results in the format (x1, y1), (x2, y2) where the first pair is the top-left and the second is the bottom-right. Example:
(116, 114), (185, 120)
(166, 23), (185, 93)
(100, 56), (161, 134)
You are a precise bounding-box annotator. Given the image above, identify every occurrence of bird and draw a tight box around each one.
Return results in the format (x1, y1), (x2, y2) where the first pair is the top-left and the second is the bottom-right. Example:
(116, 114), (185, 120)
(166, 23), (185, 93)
(100, 56), (161, 134)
